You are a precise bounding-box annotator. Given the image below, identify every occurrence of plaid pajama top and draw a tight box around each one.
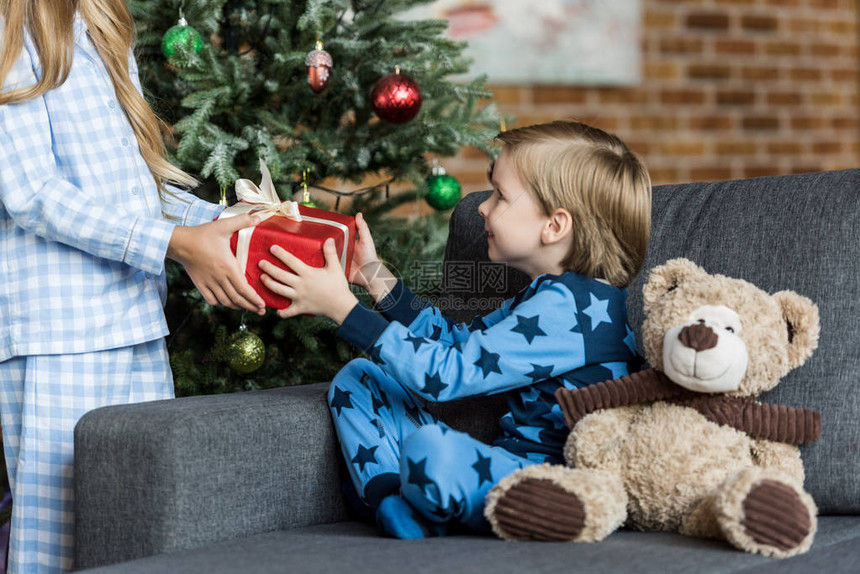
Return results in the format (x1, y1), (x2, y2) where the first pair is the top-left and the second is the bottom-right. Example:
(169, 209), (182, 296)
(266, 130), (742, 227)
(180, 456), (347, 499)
(0, 15), (222, 362)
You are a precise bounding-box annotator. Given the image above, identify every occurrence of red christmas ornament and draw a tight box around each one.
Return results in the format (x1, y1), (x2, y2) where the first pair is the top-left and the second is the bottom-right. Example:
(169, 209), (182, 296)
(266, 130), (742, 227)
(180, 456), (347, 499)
(305, 41), (333, 93)
(371, 66), (422, 124)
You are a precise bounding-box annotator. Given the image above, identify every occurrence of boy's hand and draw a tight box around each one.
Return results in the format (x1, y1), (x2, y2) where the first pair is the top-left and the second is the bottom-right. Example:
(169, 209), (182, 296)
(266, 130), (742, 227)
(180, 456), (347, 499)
(167, 214), (266, 315)
(348, 212), (380, 288)
(349, 212), (398, 303)
(259, 238), (359, 324)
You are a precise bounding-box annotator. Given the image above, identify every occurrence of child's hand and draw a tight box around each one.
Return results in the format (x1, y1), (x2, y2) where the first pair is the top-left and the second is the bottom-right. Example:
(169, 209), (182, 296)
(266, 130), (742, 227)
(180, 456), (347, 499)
(349, 212), (398, 303)
(168, 214), (266, 315)
(348, 212), (381, 288)
(259, 238), (359, 323)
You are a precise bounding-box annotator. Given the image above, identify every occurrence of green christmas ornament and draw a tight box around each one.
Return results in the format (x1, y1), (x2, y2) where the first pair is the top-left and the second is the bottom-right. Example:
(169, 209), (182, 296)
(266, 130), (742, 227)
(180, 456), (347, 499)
(425, 163), (461, 211)
(162, 17), (203, 61)
(226, 328), (266, 374)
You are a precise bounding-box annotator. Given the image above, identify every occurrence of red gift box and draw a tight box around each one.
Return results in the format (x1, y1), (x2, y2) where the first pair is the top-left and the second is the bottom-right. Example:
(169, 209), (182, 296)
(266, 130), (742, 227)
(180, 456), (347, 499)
(220, 162), (356, 309)
(222, 203), (355, 309)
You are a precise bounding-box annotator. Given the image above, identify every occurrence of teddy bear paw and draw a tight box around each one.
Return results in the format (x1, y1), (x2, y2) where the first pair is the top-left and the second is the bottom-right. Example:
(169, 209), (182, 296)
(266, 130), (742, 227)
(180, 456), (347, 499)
(740, 479), (814, 556)
(717, 468), (817, 558)
(485, 464), (627, 542)
(490, 476), (586, 541)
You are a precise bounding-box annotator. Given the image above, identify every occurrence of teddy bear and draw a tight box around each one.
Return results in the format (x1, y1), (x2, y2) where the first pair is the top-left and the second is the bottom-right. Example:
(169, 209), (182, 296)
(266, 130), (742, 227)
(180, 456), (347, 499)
(484, 258), (822, 558)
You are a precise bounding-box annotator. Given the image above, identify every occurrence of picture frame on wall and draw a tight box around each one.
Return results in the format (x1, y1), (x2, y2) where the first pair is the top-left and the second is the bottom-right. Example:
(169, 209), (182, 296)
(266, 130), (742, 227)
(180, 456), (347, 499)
(401, 0), (642, 86)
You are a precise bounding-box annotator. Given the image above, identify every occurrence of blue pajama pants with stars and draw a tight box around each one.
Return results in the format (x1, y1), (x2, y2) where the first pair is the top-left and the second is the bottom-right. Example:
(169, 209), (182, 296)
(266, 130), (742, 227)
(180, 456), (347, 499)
(328, 359), (537, 532)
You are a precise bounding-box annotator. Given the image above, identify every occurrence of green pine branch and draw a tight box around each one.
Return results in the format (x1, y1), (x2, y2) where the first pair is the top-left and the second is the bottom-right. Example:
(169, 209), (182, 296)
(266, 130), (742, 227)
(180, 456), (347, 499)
(129, 0), (503, 396)
(130, 0), (501, 192)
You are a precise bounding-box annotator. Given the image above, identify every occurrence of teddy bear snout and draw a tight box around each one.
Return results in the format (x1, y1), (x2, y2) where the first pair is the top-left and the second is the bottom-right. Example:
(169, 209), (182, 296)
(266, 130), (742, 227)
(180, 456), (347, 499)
(661, 305), (748, 393)
(678, 323), (719, 352)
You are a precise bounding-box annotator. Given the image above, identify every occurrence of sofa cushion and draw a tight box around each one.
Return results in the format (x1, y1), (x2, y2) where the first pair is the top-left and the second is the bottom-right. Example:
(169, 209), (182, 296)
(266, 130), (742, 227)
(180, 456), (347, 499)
(442, 170), (860, 514)
(76, 516), (860, 574)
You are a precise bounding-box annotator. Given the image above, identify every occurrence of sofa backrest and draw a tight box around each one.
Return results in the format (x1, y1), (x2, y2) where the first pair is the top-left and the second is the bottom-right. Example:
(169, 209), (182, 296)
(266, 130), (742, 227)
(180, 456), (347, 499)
(440, 169), (860, 515)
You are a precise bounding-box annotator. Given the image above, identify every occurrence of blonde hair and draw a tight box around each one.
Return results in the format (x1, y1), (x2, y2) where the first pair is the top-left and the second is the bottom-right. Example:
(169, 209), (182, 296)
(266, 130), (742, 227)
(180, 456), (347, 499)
(0, 0), (197, 196)
(497, 120), (651, 287)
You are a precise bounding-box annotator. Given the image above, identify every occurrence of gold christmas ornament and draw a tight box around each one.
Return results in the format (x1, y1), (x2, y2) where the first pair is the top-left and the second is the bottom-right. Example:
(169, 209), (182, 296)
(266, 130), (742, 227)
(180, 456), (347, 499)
(299, 169), (317, 207)
(227, 328), (266, 374)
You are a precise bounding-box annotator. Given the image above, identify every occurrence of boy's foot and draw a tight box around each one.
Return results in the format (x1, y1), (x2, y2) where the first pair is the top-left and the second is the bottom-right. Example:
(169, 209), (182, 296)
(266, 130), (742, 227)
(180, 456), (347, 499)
(376, 495), (446, 539)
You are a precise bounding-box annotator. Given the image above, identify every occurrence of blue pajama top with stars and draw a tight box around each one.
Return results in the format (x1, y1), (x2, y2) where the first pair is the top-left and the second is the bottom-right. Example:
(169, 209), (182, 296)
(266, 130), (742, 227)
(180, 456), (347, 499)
(337, 271), (641, 464)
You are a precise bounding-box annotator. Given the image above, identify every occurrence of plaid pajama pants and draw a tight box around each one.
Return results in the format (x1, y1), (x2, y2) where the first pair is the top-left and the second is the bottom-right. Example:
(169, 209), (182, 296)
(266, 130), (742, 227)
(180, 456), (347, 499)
(0, 339), (174, 574)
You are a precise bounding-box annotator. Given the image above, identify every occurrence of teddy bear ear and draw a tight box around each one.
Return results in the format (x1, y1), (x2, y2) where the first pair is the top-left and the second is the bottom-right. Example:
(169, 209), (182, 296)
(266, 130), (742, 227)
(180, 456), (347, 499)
(773, 290), (820, 368)
(642, 258), (707, 310)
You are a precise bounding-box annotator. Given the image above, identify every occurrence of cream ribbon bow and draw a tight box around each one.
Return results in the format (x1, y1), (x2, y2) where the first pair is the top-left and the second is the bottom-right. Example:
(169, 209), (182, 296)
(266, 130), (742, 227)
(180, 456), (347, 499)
(232, 159), (303, 222)
(219, 159), (304, 275)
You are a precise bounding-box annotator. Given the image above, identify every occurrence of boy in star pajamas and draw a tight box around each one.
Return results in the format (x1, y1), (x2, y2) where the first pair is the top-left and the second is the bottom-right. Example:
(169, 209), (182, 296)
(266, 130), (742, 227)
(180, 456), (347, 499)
(260, 120), (652, 538)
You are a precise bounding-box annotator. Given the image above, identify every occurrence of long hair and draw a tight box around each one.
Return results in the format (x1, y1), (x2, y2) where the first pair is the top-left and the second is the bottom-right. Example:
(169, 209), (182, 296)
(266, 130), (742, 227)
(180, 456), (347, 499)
(497, 121), (652, 288)
(0, 0), (197, 194)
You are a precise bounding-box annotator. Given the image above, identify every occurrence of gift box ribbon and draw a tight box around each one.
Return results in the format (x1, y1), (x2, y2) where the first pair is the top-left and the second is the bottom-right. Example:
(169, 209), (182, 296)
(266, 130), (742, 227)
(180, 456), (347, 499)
(220, 159), (350, 274)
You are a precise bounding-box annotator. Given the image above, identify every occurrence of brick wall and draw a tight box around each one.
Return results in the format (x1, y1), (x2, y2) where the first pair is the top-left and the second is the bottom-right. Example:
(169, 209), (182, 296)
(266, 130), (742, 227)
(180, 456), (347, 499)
(444, 0), (859, 194)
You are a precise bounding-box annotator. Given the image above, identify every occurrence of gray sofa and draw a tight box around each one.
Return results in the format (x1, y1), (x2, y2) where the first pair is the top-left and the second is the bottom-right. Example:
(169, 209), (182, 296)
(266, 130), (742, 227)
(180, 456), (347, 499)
(75, 169), (860, 573)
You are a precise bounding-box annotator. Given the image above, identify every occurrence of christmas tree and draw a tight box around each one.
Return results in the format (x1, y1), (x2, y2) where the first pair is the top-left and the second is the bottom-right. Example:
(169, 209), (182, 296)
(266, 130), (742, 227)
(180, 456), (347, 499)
(128, 0), (502, 393)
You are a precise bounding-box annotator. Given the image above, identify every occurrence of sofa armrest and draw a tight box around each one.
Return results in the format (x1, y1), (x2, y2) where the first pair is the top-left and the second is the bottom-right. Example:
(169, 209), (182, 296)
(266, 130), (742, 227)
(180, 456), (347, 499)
(74, 382), (349, 570)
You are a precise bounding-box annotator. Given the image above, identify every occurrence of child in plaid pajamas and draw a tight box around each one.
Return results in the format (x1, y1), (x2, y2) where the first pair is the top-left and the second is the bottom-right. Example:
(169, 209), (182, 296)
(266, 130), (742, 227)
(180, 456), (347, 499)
(0, 3), (266, 572)
(260, 120), (652, 539)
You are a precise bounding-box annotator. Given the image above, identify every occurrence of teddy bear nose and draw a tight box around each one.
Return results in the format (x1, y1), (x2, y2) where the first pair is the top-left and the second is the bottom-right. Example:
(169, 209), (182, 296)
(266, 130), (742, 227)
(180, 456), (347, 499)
(678, 323), (719, 352)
